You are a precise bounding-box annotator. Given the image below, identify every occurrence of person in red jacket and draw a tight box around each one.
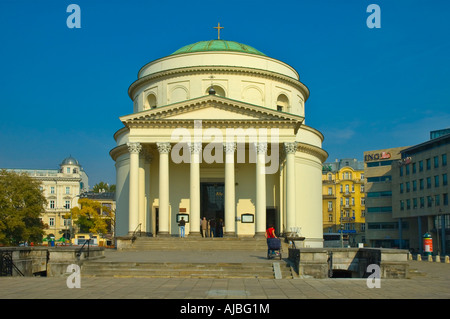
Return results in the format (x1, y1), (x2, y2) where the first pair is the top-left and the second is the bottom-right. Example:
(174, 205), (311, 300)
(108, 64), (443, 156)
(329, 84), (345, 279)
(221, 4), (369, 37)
(265, 225), (277, 239)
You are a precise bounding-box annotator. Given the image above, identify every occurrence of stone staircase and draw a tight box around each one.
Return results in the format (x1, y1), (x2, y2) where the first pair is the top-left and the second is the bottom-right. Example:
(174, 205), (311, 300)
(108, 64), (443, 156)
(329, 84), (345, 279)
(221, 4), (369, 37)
(127, 236), (270, 251)
(81, 237), (295, 279)
(81, 261), (292, 279)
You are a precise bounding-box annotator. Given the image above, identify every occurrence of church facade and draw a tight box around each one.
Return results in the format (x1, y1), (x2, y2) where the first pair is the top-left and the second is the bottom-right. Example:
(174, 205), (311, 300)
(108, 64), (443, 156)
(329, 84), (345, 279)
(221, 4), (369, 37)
(110, 40), (328, 247)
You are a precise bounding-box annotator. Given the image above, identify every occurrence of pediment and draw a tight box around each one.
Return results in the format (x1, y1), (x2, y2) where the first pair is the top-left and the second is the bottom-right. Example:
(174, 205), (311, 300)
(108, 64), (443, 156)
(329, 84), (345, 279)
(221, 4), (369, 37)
(120, 95), (304, 124)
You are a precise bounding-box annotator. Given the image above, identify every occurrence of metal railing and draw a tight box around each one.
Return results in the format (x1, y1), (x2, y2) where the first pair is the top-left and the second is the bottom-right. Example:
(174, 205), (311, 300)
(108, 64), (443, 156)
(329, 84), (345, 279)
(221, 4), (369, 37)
(0, 250), (24, 276)
(76, 239), (91, 259)
(131, 223), (142, 242)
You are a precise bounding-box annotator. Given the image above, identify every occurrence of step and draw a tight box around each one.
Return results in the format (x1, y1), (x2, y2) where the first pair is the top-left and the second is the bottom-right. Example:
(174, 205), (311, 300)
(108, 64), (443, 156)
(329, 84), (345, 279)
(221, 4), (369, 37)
(126, 237), (271, 252)
(81, 261), (278, 279)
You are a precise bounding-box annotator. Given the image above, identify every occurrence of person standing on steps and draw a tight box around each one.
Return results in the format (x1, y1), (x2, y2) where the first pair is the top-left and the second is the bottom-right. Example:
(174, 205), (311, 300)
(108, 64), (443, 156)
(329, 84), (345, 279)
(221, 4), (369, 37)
(209, 218), (216, 238)
(201, 217), (208, 238)
(178, 217), (186, 238)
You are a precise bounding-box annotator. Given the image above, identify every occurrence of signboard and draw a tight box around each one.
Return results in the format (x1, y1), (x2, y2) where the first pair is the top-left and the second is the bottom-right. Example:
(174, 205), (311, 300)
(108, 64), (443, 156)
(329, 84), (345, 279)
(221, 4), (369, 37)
(241, 214), (254, 223)
(364, 151), (391, 162)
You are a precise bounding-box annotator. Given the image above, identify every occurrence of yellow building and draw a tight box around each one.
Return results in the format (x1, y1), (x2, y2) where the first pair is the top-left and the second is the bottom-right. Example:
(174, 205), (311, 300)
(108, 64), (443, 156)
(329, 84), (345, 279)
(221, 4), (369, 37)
(322, 158), (366, 246)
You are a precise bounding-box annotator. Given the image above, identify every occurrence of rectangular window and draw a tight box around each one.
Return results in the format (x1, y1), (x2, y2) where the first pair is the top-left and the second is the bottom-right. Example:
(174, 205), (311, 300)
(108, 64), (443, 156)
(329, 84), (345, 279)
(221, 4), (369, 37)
(368, 191), (392, 197)
(443, 154), (447, 166)
(427, 177), (431, 189)
(51, 186), (55, 194)
(405, 164), (410, 175)
(400, 183), (404, 193)
(66, 187), (70, 194)
(413, 198), (418, 209)
(427, 196), (433, 207)
(50, 200), (55, 209)
(367, 206), (392, 213)
(434, 156), (439, 168)
(420, 179), (424, 190)
(435, 195), (440, 206)
(413, 180), (417, 191)
(435, 175), (439, 187)
(412, 163), (416, 174)
(399, 166), (403, 177)
(49, 217), (55, 226)
(406, 199), (411, 210)
(426, 159), (431, 170)
(443, 173), (448, 186)
(406, 182), (410, 192)
(444, 193), (449, 206)
(420, 197), (425, 208)
(400, 200), (404, 210)
(65, 200), (70, 209)
(367, 175), (391, 183)
(66, 167), (70, 173)
(419, 160), (423, 172)
(328, 187), (332, 195)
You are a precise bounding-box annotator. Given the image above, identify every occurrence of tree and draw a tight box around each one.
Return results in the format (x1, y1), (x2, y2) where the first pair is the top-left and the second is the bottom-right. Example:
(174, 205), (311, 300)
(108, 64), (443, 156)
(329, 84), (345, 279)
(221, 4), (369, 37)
(92, 182), (115, 193)
(69, 198), (112, 234)
(0, 169), (46, 245)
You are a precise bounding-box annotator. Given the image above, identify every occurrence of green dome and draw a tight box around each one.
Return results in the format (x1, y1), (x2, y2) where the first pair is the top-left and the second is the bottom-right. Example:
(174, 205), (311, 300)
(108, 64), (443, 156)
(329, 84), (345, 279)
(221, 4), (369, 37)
(171, 40), (267, 57)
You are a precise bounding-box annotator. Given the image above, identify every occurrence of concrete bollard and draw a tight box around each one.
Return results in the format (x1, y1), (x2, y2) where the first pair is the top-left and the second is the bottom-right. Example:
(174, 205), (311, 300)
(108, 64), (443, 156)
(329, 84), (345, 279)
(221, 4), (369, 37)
(445, 256), (449, 264)
(428, 255), (433, 262)
(435, 255), (440, 263)
(417, 254), (422, 261)
(408, 253), (413, 261)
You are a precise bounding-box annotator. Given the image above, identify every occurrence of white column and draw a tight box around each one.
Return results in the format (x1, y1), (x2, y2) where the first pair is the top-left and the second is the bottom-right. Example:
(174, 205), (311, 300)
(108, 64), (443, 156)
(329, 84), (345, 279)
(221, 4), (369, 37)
(143, 150), (152, 236)
(127, 142), (142, 235)
(223, 142), (236, 236)
(255, 142), (267, 236)
(189, 142), (202, 236)
(157, 142), (171, 236)
(284, 142), (297, 232)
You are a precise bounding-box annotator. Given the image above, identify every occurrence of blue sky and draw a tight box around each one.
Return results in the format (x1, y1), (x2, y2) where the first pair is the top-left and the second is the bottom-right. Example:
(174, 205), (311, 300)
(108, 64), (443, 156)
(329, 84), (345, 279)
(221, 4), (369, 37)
(0, 0), (449, 187)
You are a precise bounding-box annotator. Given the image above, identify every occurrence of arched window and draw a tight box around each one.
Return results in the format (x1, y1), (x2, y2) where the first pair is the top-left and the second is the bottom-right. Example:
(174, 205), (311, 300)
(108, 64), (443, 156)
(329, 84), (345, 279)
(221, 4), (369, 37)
(276, 94), (289, 112)
(147, 94), (157, 109)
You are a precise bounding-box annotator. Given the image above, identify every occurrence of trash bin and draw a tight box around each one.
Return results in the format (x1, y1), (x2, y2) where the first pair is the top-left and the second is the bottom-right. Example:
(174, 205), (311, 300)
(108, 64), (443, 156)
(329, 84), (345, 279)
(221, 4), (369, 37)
(50, 239), (55, 247)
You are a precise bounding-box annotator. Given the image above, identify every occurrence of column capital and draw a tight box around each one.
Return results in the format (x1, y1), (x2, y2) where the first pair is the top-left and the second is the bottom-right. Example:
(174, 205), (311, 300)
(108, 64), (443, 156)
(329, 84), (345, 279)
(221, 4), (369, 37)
(127, 142), (142, 154)
(156, 142), (171, 154)
(223, 142), (237, 153)
(188, 142), (202, 154)
(284, 142), (297, 154)
(255, 142), (268, 154)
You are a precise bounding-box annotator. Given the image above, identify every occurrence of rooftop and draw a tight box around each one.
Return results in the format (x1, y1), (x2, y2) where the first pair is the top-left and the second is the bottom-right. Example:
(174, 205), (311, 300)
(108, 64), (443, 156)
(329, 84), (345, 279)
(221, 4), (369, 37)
(170, 40), (267, 57)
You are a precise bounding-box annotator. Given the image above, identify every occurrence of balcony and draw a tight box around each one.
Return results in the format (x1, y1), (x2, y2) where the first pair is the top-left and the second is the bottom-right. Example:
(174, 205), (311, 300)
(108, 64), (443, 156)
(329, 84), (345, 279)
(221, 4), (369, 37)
(341, 191), (352, 197)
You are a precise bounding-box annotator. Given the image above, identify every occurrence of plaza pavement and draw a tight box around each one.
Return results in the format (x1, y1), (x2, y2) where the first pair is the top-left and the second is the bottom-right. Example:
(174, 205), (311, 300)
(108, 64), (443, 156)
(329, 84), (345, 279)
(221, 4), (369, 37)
(0, 249), (449, 301)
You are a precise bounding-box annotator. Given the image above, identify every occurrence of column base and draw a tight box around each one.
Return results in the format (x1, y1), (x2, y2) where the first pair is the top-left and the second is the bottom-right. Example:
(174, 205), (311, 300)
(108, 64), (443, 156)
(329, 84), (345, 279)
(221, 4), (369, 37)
(254, 232), (266, 238)
(188, 232), (201, 237)
(224, 232), (236, 238)
(156, 232), (170, 237)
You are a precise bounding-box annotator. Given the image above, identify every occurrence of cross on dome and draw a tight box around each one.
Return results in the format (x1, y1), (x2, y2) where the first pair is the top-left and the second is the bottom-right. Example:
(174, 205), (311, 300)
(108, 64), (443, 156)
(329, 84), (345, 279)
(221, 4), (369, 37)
(213, 23), (224, 40)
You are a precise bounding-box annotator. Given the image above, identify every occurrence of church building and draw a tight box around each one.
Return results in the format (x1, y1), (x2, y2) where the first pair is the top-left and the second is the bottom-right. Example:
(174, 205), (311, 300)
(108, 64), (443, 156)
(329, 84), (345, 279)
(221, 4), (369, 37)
(110, 35), (328, 247)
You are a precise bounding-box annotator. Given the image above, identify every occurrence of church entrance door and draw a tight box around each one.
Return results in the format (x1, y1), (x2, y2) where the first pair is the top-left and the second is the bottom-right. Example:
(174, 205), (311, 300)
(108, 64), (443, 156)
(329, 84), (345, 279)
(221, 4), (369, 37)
(200, 182), (225, 223)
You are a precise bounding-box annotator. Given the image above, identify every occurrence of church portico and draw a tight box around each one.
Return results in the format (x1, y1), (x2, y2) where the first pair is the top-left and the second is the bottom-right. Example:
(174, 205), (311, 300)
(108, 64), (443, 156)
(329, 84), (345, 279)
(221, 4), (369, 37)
(111, 38), (327, 247)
